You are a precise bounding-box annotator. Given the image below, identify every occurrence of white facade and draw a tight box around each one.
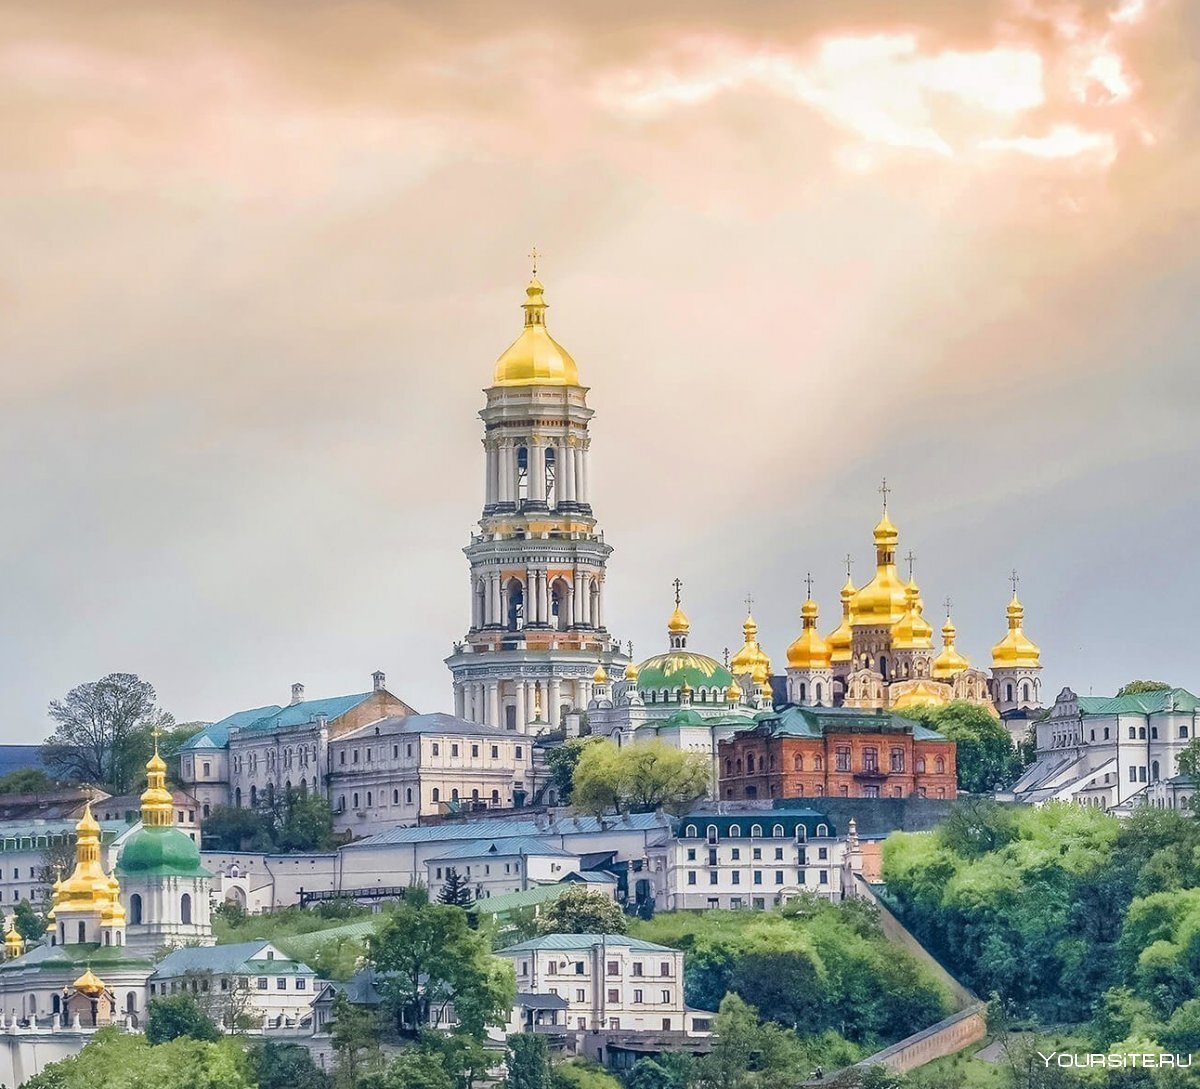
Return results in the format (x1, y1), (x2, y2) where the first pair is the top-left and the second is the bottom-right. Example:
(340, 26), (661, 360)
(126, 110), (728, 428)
(1010, 687), (1200, 808)
(425, 839), (581, 899)
(501, 935), (710, 1035)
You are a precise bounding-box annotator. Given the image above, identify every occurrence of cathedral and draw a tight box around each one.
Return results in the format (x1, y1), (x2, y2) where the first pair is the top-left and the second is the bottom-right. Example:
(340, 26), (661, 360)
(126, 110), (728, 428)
(0, 739), (212, 1026)
(448, 263), (1044, 750)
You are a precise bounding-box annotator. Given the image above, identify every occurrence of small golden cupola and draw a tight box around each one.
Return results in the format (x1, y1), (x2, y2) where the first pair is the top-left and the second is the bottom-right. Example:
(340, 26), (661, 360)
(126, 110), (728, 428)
(932, 609), (971, 679)
(787, 595), (832, 671)
(140, 736), (175, 829)
(852, 486), (911, 626)
(991, 590), (1041, 669)
(892, 580), (935, 650)
(592, 663), (608, 685)
(4, 919), (24, 959)
(826, 567), (857, 665)
(725, 678), (743, 704)
(72, 968), (107, 998)
(56, 801), (112, 913)
(666, 579), (690, 650)
(730, 604), (773, 684)
(492, 262), (581, 387)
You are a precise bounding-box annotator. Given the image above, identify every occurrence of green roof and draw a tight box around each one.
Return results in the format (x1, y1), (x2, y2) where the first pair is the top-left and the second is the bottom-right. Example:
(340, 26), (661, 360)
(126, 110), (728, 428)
(117, 825), (211, 878)
(1078, 688), (1200, 716)
(635, 651), (734, 695)
(499, 933), (677, 955)
(638, 709), (759, 731)
(472, 884), (573, 917)
(765, 704), (947, 741)
(0, 941), (154, 974)
(276, 920), (386, 962)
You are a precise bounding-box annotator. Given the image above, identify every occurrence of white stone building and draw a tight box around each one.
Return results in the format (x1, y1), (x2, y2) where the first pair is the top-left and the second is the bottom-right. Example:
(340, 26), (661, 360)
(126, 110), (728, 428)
(1010, 686), (1200, 808)
(498, 934), (711, 1035)
(425, 837), (581, 900)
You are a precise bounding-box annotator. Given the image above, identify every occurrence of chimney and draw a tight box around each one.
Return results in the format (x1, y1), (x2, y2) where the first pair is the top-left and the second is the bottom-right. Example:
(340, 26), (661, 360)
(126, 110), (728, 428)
(372, 670), (386, 693)
(291, 683), (304, 706)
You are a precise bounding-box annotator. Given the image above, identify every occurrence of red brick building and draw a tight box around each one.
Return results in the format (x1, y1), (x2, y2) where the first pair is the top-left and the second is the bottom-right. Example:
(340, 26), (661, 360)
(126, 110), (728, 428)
(718, 705), (956, 801)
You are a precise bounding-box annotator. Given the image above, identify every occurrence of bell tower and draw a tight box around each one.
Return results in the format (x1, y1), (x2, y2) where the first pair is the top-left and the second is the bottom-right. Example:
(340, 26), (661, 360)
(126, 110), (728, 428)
(445, 260), (627, 733)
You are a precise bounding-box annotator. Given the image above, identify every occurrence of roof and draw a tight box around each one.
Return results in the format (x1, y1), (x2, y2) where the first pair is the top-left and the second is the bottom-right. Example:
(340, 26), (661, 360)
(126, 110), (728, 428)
(516, 992), (569, 1010)
(354, 811), (668, 848)
(152, 940), (314, 978)
(338, 713), (517, 741)
(180, 706), (281, 751)
(677, 808), (835, 837)
(315, 967), (385, 1006)
(499, 933), (678, 955)
(471, 884), (573, 916)
(563, 871), (618, 884)
(1077, 688), (1200, 716)
(427, 837), (578, 863)
(0, 940), (154, 973)
(236, 693), (376, 735)
(758, 704), (947, 741)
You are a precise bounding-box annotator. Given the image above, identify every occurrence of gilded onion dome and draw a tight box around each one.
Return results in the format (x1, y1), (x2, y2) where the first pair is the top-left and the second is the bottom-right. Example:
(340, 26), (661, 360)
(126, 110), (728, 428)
(624, 659), (639, 682)
(667, 601), (690, 635)
(891, 581), (935, 650)
(45, 868), (63, 933)
(4, 923), (23, 959)
(991, 594), (1041, 669)
(787, 598), (832, 670)
(726, 679), (743, 703)
(730, 613), (772, 684)
(118, 735), (208, 879)
(592, 664), (608, 684)
(493, 277), (580, 387)
(826, 575), (857, 664)
(636, 597), (733, 695)
(892, 680), (950, 712)
(56, 801), (115, 915)
(852, 511), (910, 626)
(932, 615), (971, 678)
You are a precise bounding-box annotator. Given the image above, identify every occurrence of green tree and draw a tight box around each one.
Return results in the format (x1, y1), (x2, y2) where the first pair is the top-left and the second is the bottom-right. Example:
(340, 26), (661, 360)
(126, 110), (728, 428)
(378, 1049), (455, 1089)
(543, 737), (604, 805)
(572, 740), (710, 815)
(625, 1055), (694, 1089)
(729, 950), (826, 1032)
(369, 902), (514, 1036)
(145, 994), (221, 1044)
(907, 702), (1016, 793)
(937, 798), (1019, 857)
(275, 790), (337, 851)
(551, 1061), (623, 1089)
(1176, 737), (1200, 780)
(14, 899), (44, 942)
(505, 1032), (553, 1089)
(0, 768), (56, 794)
(1116, 680), (1172, 697)
(330, 991), (383, 1089)
(437, 868), (475, 908)
(695, 993), (802, 1089)
(536, 885), (627, 935)
(43, 673), (174, 792)
(252, 1040), (332, 1089)
(23, 1032), (253, 1089)
(202, 804), (272, 851)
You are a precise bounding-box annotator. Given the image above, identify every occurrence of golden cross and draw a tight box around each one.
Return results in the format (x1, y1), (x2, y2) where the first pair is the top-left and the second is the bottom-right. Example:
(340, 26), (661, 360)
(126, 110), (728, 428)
(844, 553), (854, 580)
(722, 647), (730, 669)
(529, 245), (540, 278)
(878, 477), (890, 511)
(744, 593), (754, 615)
(151, 722), (162, 755)
(944, 596), (953, 617)
(1010, 568), (1020, 596)
(904, 550), (917, 580)
(804, 572), (814, 599)
(672, 577), (683, 607)
(626, 640), (634, 659)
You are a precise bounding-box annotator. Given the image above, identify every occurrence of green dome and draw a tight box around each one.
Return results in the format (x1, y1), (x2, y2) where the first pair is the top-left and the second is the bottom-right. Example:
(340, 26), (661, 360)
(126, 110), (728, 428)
(117, 826), (209, 878)
(635, 651), (733, 695)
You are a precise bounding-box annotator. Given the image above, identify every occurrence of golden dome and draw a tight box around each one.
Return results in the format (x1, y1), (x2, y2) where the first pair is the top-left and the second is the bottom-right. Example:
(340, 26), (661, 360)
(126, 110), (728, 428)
(667, 604), (690, 634)
(892, 582), (935, 650)
(726, 679), (743, 702)
(758, 680), (774, 705)
(826, 576), (857, 664)
(892, 681), (951, 712)
(730, 613), (772, 683)
(57, 801), (121, 919)
(101, 875), (126, 925)
(493, 278), (580, 388)
(73, 968), (106, 997)
(624, 659), (639, 682)
(140, 733), (174, 829)
(853, 508), (909, 626)
(991, 594), (1041, 669)
(932, 615), (971, 679)
(4, 926), (23, 959)
(787, 598), (832, 670)
(592, 664), (608, 684)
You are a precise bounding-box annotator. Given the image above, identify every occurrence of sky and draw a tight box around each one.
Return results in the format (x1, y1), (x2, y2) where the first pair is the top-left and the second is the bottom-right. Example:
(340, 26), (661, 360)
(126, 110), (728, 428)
(1, 0), (1198, 738)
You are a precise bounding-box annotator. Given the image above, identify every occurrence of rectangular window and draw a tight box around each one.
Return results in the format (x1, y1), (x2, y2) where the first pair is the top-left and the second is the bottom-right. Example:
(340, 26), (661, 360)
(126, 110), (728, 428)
(687, 848), (696, 861)
(775, 871), (784, 884)
(820, 870), (829, 884)
(752, 848), (761, 860)
(452, 744), (459, 757)
(296, 978), (306, 990)
(1129, 766), (1137, 782)
(661, 990), (671, 1003)
(608, 989), (619, 1002)
(352, 750), (359, 763)
(607, 961), (619, 975)
(257, 978), (268, 991)
(862, 747), (878, 772)
(574, 961), (585, 975)
(407, 744), (413, 757)
(687, 872), (697, 885)
(753, 871), (762, 885)
(516, 747), (523, 758)
(731, 872), (740, 885)
(709, 872), (718, 885)
(491, 746), (499, 759)
(633, 989), (643, 1004)
(775, 848), (784, 860)
(835, 747), (851, 772)
(432, 743), (440, 756)
(471, 745), (479, 757)
(276, 978), (286, 990)
(576, 989), (585, 1002)
(731, 848), (740, 860)
(890, 749), (905, 772)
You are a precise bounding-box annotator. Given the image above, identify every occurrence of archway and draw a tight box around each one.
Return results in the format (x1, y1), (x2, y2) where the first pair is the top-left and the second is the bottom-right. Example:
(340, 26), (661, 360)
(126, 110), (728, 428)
(505, 577), (525, 631)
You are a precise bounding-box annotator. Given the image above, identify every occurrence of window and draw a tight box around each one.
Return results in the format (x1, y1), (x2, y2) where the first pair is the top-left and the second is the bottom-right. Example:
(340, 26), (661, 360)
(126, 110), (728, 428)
(180, 894), (192, 925)
(753, 871), (763, 885)
(729, 824), (741, 837)
(935, 756), (946, 774)
(775, 871), (784, 884)
(633, 989), (644, 1004)
(433, 743), (440, 756)
(576, 990), (586, 1002)
(815, 823), (828, 837)
(835, 748), (850, 772)
(706, 825), (718, 843)
(452, 744), (459, 757)
(731, 848), (740, 860)
(432, 788), (440, 802)
(862, 747), (878, 772)
(661, 990), (671, 1003)
(515, 746), (523, 758)
(772, 824), (784, 838)
(491, 746), (499, 759)
(257, 978), (268, 991)
(296, 978), (306, 991)
(607, 960), (619, 975)
(472, 745), (479, 757)
(732, 872), (741, 885)
(632, 962), (643, 976)
(684, 824), (697, 838)
(687, 872), (697, 885)
(890, 748), (904, 772)
(608, 989), (619, 1003)
(406, 788), (413, 804)
(709, 872), (718, 885)
(750, 823), (763, 837)
(793, 754), (803, 771)
(276, 978), (287, 990)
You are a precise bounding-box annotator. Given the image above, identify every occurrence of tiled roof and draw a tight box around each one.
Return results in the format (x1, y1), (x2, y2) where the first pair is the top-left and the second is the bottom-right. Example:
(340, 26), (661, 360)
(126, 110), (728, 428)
(427, 837), (578, 862)
(238, 693), (376, 734)
(353, 811), (668, 848)
(765, 704), (946, 740)
(152, 940), (314, 978)
(179, 707), (282, 751)
(499, 933), (676, 955)
(1078, 688), (1200, 716)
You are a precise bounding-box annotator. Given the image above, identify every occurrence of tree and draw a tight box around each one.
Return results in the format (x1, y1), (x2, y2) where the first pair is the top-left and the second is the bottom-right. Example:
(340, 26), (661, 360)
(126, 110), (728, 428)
(437, 868), (475, 909)
(536, 885), (627, 935)
(551, 1061), (623, 1089)
(202, 804), (272, 851)
(625, 1055), (694, 1089)
(1176, 737), (1200, 780)
(572, 740), (710, 815)
(0, 768), (56, 794)
(14, 899), (44, 942)
(252, 1040), (331, 1089)
(145, 994), (221, 1044)
(729, 950), (826, 1032)
(543, 737), (604, 805)
(43, 673), (173, 792)
(937, 798), (1020, 857)
(23, 1032), (253, 1089)
(368, 901), (514, 1036)
(1117, 680), (1171, 697)
(907, 702), (1016, 793)
(379, 1050), (455, 1089)
(505, 1033), (553, 1089)
(695, 993), (802, 1089)
(274, 790), (337, 851)
(330, 991), (383, 1089)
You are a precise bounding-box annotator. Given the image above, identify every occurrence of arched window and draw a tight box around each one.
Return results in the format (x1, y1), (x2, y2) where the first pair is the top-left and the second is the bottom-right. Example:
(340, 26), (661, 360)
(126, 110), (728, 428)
(706, 825), (718, 844)
(181, 893), (192, 925)
(746, 754), (755, 773)
(491, 789), (500, 803)
(725, 760), (732, 775)
(815, 784), (824, 796)
(1183, 726), (1191, 739)
(104, 932), (111, 945)
(750, 824), (763, 837)
(451, 788), (460, 801)
(815, 682), (823, 703)
(432, 788), (440, 802)
(1005, 683), (1013, 701)
(815, 823), (828, 837)
(78, 921), (86, 943)
(935, 756), (945, 774)
(773, 824), (785, 838)
(352, 792), (359, 808)
(130, 894), (143, 925)
(1152, 760), (1161, 782)
(1129, 726), (1136, 739)
(729, 824), (741, 837)
(793, 754), (804, 771)
(1021, 682), (1030, 702)
(796, 825), (807, 842)
(249, 785), (257, 808)
(1139, 727), (1147, 739)
(366, 791), (373, 806)
(814, 756), (823, 771)
(126, 992), (137, 1013)
(392, 789), (399, 804)
(798, 682), (807, 701)
(406, 788), (413, 804)
(684, 824), (698, 838)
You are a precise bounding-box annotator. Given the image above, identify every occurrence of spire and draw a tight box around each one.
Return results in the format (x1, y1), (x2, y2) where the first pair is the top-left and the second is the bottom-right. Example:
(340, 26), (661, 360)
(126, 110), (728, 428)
(667, 578), (690, 648)
(493, 254), (580, 387)
(140, 725), (174, 828)
(991, 570), (1041, 669)
(932, 597), (971, 678)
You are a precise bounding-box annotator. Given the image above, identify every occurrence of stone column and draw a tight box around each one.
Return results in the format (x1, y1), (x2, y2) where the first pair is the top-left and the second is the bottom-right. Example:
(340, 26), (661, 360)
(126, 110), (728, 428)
(577, 442), (589, 504)
(515, 681), (528, 733)
(500, 442), (513, 504)
(487, 682), (501, 727)
(530, 442), (547, 503)
(490, 572), (502, 626)
(549, 678), (562, 725)
(594, 579), (604, 629)
(454, 683), (466, 718)
(561, 439), (576, 503)
(538, 571), (549, 625)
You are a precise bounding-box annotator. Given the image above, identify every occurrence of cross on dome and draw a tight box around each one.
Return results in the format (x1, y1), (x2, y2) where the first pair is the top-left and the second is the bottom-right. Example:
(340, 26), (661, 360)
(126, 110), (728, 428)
(528, 244), (540, 278)
(878, 477), (891, 511)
